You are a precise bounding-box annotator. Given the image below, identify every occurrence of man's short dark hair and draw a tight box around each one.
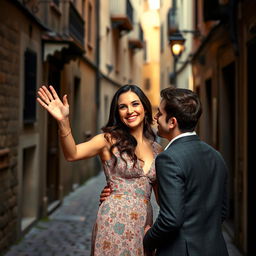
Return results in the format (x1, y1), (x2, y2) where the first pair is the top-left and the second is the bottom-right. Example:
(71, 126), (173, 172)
(160, 87), (202, 132)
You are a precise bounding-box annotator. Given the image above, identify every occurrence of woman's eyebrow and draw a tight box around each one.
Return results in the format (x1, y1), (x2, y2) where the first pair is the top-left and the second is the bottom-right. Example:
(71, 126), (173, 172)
(118, 100), (139, 105)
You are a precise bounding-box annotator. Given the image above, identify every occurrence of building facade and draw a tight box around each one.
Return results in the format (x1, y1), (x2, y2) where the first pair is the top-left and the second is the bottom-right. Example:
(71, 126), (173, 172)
(98, 0), (145, 128)
(141, 0), (160, 115)
(159, 0), (173, 91)
(190, 0), (254, 255)
(162, 0), (252, 254)
(0, 0), (47, 251)
(0, 0), (149, 253)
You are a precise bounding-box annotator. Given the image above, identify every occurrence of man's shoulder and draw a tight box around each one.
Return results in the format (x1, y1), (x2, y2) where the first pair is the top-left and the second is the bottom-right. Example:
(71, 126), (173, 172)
(156, 145), (181, 163)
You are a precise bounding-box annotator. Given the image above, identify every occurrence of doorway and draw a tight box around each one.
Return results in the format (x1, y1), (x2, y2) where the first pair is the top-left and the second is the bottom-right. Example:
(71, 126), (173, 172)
(46, 62), (61, 206)
(219, 62), (236, 235)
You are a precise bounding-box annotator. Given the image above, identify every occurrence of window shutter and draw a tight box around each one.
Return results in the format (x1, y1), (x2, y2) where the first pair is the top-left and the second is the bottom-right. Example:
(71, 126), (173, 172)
(23, 49), (37, 124)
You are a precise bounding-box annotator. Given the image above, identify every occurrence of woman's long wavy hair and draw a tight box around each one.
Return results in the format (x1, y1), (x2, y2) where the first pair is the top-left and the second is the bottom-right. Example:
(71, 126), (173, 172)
(102, 84), (156, 167)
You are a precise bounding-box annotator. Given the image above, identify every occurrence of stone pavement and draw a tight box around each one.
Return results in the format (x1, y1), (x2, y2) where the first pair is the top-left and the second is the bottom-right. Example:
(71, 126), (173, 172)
(4, 171), (106, 256)
(4, 171), (242, 256)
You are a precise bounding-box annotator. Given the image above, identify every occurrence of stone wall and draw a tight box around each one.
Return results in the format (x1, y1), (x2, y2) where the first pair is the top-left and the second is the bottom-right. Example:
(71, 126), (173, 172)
(0, 11), (20, 253)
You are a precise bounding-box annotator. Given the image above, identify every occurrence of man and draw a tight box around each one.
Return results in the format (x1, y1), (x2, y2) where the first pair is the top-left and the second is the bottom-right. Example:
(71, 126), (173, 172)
(143, 87), (229, 255)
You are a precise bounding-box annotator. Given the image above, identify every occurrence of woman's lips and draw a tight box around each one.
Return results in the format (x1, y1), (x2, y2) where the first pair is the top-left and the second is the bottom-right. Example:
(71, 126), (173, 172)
(126, 115), (138, 122)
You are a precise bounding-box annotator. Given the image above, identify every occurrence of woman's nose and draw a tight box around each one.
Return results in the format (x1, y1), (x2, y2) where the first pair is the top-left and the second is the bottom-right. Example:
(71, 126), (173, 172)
(127, 106), (134, 114)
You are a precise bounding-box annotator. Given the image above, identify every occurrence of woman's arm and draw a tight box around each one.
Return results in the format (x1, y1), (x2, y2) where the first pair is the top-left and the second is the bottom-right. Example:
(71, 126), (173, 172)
(37, 85), (108, 161)
(60, 130), (108, 161)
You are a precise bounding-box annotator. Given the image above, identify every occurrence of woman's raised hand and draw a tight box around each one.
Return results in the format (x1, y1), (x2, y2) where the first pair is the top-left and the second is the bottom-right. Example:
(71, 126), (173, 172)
(37, 85), (69, 121)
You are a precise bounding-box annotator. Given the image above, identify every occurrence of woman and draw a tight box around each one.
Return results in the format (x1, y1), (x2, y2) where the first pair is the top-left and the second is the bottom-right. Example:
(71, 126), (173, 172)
(37, 84), (162, 255)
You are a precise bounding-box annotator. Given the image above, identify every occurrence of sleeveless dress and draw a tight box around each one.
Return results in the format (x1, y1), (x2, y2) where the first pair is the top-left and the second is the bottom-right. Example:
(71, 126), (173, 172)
(91, 142), (158, 256)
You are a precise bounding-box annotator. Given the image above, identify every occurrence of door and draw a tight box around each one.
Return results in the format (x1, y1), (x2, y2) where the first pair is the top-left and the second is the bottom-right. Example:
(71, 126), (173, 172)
(247, 39), (256, 254)
(46, 62), (61, 204)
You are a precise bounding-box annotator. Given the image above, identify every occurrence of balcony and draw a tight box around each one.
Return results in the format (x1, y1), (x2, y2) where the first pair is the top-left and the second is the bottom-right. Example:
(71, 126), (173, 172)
(110, 0), (133, 31)
(67, 1), (85, 46)
(42, 1), (85, 65)
(129, 23), (144, 49)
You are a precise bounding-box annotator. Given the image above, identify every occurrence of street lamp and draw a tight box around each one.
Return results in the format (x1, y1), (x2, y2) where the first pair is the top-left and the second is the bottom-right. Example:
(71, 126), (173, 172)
(169, 31), (186, 86)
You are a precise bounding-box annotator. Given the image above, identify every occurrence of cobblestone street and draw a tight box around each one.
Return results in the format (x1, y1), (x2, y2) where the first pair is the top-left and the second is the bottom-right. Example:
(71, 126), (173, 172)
(4, 171), (242, 256)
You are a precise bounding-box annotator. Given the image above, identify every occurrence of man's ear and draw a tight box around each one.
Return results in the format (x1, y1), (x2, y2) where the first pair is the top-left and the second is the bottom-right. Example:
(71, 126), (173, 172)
(168, 117), (177, 129)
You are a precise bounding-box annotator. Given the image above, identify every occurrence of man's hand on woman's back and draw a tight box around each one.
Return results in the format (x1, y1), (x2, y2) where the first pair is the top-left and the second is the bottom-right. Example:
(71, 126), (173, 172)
(99, 185), (112, 205)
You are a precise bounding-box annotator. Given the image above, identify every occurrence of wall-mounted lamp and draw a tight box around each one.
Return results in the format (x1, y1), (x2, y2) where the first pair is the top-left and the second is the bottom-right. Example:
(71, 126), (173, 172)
(169, 31), (186, 86)
(169, 31), (186, 58)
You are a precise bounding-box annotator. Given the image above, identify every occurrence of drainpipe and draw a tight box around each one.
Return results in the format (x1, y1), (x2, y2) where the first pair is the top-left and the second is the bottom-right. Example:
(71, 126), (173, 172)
(95, 0), (100, 132)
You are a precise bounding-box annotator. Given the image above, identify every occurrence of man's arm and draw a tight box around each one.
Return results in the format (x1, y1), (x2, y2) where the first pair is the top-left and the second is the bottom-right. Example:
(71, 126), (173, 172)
(144, 152), (185, 251)
(221, 166), (228, 223)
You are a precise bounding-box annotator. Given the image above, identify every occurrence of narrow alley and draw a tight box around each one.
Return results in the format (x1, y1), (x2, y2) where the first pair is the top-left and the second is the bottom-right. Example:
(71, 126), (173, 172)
(4, 171), (242, 256)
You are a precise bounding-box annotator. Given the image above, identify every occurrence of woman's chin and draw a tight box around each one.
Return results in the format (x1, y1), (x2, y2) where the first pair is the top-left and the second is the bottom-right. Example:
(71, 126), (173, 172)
(125, 122), (142, 130)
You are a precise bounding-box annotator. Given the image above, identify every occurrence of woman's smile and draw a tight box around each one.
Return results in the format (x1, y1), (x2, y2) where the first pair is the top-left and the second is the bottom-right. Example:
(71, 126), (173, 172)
(126, 115), (138, 122)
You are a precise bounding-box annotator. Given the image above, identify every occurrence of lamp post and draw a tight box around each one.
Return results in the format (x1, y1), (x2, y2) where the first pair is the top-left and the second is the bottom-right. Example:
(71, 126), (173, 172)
(169, 31), (186, 87)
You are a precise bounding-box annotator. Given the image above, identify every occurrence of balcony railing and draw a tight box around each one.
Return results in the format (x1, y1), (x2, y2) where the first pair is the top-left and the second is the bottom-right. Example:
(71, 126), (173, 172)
(110, 0), (133, 31)
(69, 2), (85, 45)
(126, 0), (133, 26)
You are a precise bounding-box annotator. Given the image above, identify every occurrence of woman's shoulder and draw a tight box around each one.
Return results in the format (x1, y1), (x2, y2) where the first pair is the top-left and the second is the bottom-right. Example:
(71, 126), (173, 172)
(101, 132), (117, 146)
(152, 141), (164, 154)
(96, 133), (116, 161)
(91, 133), (108, 143)
(88, 133), (114, 149)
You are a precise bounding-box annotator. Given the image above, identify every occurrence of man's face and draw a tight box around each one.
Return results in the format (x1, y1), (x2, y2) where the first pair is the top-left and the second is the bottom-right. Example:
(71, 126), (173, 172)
(154, 100), (171, 139)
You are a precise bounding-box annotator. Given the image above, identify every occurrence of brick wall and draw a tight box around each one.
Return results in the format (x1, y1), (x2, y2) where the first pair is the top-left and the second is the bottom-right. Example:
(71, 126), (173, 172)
(0, 17), (20, 253)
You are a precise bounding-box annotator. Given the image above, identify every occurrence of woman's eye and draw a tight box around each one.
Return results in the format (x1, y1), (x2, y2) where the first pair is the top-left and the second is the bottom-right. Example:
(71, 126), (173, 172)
(133, 102), (139, 106)
(119, 105), (126, 109)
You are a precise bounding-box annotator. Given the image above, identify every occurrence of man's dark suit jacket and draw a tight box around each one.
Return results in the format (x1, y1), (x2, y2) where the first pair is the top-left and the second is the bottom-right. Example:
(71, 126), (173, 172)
(144, 135), (229, 256)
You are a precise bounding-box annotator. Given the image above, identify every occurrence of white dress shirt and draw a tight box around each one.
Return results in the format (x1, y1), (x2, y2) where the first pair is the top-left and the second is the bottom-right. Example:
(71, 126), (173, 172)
(164, 131), (197, 151)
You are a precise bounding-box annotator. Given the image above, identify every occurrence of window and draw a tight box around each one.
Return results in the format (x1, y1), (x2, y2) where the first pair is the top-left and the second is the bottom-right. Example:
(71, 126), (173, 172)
(144, 78), (151, 90)
(144, 41), (147, 61)
(194, 0), (198, 31)
(144, 40), (150, 63)
(160, 24), (164, 53)
(23, 49), (37, 124)
(82, 0), (86, 19)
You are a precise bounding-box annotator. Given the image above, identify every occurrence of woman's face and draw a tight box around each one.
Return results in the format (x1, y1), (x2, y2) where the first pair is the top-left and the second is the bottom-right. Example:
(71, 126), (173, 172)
(117, 91), (145, 130)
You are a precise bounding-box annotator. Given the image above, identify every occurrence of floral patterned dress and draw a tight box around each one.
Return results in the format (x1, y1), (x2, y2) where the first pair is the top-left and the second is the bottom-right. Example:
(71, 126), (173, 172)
(91, 142), (158, 256)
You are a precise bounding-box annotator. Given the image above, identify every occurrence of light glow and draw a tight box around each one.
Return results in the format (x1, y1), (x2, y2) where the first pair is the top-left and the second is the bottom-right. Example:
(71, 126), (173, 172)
(149, 0), (160, 10)
(171, 43), (184, 57)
